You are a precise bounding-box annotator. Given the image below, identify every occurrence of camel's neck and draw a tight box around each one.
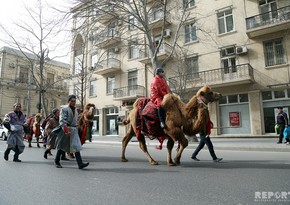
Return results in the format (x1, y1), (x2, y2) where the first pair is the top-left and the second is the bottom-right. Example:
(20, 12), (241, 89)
(197, 96), (208, 109)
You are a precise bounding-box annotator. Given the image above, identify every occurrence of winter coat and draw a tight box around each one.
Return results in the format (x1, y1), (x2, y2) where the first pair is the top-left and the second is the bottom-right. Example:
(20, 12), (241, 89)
(150, 75), (170, 107)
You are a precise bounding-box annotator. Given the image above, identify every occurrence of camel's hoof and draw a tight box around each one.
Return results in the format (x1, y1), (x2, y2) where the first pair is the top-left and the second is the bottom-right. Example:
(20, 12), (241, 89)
(168, 162), (176, 166)
(174, 159), (181, 165)
(121, 158), (128, 162)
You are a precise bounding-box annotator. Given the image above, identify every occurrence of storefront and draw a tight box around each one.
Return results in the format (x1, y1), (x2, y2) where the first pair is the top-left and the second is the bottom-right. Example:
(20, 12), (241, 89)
(219, 93), (251, 135)
(105, 107), (119, 136)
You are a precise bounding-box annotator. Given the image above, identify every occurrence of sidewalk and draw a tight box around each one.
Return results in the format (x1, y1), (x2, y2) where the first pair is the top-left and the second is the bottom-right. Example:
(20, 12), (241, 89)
(91, 135), (290, 152)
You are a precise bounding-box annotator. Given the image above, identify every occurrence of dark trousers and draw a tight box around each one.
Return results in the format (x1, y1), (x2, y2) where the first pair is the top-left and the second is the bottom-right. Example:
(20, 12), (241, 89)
(278, 124), (286, 143)
(5, 145), (20, 160)
(191, 134), (218, 160)
(157, 107), (165, 123)
(55, 150), (84, 167)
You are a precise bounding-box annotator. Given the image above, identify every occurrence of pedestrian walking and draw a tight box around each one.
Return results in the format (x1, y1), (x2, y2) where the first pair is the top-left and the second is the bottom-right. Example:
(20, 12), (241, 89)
(276, 107), (288, 144)
(44, 108), (68, 160)
(3, 103), (26, 162)
(191, 109), (222, 162)
(53, 94), (89, 169)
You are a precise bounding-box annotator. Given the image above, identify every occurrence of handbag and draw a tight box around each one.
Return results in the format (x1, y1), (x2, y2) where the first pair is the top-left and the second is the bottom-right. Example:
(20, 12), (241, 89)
(275, 124), (280, 134)
(283, 126), (290, 139)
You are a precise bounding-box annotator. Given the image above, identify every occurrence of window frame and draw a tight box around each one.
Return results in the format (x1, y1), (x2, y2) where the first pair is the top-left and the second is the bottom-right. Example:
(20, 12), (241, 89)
(217, 9), (234, 34)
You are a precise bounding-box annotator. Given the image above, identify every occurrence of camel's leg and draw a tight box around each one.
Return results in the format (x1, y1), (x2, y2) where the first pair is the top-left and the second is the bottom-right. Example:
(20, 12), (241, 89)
(166, 137), (175, 166)
(138, 135), (159, 165)
(174, 133), (188, 165)
(121, 126), (135, 162)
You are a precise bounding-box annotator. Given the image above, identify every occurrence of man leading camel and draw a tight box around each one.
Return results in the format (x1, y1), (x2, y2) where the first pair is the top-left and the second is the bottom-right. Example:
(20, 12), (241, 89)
(150, 67), (170, 149)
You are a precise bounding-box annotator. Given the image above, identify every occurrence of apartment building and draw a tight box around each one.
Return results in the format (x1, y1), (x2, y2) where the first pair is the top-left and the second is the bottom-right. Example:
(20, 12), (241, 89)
(0, 46), (70, 118)
(70, 0), (290, 137)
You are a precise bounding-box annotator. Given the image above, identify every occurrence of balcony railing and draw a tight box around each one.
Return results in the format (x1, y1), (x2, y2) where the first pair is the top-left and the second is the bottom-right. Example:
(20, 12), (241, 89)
(94, 58), (121, 75)
(148, 12), (171, 29)
(138, 42), (172, 64)
(113, 85), (146, 101)
(95, 30), (121, 48)
(246, 5), (290, 38)
(168, 64), (254, 90)
(95, 5), (116, 24)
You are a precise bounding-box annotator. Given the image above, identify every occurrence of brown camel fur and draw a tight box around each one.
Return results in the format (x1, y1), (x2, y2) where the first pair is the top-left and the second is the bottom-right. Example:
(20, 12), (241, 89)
(120, 85), (221, 166)
(78, 103), (96, 144)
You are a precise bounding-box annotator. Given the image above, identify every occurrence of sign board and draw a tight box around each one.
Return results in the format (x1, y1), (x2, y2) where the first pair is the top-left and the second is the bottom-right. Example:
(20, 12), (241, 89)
(229, 112), (240, 127)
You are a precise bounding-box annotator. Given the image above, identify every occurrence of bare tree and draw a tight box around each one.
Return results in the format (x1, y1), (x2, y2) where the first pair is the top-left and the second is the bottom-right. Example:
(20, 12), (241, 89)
(0, 0), (71, 116)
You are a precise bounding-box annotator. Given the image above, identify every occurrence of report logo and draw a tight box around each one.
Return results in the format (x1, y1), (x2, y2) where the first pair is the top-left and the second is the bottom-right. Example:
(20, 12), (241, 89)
(255, 192), (290, 202)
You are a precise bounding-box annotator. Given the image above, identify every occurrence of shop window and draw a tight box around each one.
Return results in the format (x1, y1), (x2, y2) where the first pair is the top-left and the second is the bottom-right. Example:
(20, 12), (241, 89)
(274, 90), (285, 99)
(262, 91), (272, 100)
(228, 95), (238, 103)
(219, 96), (227, 104)
(239, 94), (248, 102)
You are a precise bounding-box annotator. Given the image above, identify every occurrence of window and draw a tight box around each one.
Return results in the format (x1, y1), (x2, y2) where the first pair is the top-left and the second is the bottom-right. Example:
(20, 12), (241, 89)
(91, 53), (99, 68)
(129, 44), (139, 59)
(89, 80), (97, 97)
(74, 55), (83, 75)
(128, 70), (137, 95)
(183, 0), (195, 9)
(50, 100), (55, 109)
(128, 15), (137, 30)
(47, 73), (54, 85)
(217, 9), (234, 34)
(185, 56), (199, 79)
(107, 76), (115, 94)
(274, 90), (285, 99)
(184, 22), (197, 43)
(19, 67), (29, 83)
(264, 38), (285, 66)
(219, 94), (248, 105)
(153, 8), (164, 21)
(262, 91), (272, 100)
(259, 0), (277, 21)
(108, 22), (117, 37)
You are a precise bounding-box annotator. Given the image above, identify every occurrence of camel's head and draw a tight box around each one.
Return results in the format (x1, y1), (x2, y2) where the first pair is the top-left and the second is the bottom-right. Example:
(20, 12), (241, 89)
(196, 85), (222, 104)
(84, 103), (96, 116)
(35, 113), (42, 123)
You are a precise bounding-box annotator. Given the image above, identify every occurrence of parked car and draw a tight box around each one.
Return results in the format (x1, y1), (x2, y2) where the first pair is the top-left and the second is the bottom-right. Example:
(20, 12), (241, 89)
(0, 125), (9, 141)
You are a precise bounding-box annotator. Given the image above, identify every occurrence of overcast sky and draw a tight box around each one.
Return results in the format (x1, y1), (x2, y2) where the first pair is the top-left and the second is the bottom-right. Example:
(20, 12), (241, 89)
(0, 0), (75, 64)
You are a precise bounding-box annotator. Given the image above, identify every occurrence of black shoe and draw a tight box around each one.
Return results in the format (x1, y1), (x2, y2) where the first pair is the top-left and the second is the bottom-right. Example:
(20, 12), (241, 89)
(4, 152), (9, 161)
(277, 142), (282, 144)
(55, 163), (63, 168)
(213, 158), (223, 162)
(160, 122), (165, 128)
(191, 157), (200, 161)
(13, 159), (22, 162)
(61, 157), (69, 161)
(78, 162), (89, 169)
(44, 150), (48, 159)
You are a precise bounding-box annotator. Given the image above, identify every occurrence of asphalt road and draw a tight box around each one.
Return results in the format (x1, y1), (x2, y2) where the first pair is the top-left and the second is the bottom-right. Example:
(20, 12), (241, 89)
(0, 140), (289, 205)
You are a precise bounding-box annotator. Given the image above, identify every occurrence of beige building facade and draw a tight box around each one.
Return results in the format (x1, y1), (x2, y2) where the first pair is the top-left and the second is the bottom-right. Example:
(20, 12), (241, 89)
(0, 46), (70, 119)
(70, 0), (290, 137)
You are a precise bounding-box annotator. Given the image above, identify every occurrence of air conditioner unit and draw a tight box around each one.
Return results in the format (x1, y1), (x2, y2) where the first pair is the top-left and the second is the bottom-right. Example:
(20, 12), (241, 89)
(236, 46), (248, 54)
(163, 29), (171, 38)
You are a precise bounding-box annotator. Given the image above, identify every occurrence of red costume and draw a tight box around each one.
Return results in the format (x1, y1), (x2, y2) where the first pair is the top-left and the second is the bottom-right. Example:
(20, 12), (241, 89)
(150, 75), (170, 107)
(150, 73), (170, 150)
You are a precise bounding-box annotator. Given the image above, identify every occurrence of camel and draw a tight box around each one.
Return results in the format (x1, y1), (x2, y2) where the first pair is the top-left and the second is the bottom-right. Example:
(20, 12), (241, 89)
(78, 103), (96, 144)
(120, 85), (221, 166)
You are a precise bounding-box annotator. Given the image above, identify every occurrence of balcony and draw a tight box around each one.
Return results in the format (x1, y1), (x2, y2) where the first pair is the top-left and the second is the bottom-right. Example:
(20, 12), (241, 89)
(95, 30), (121, 48)
(113, 85), (146, 101)
(168, 64), (255, 90)
(94, 58), (121, 75)
(148, 12), (171, 29)
(138, 42), (172, 64)
(246, 5), (290, 38)
(95, 5), (116, 24)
